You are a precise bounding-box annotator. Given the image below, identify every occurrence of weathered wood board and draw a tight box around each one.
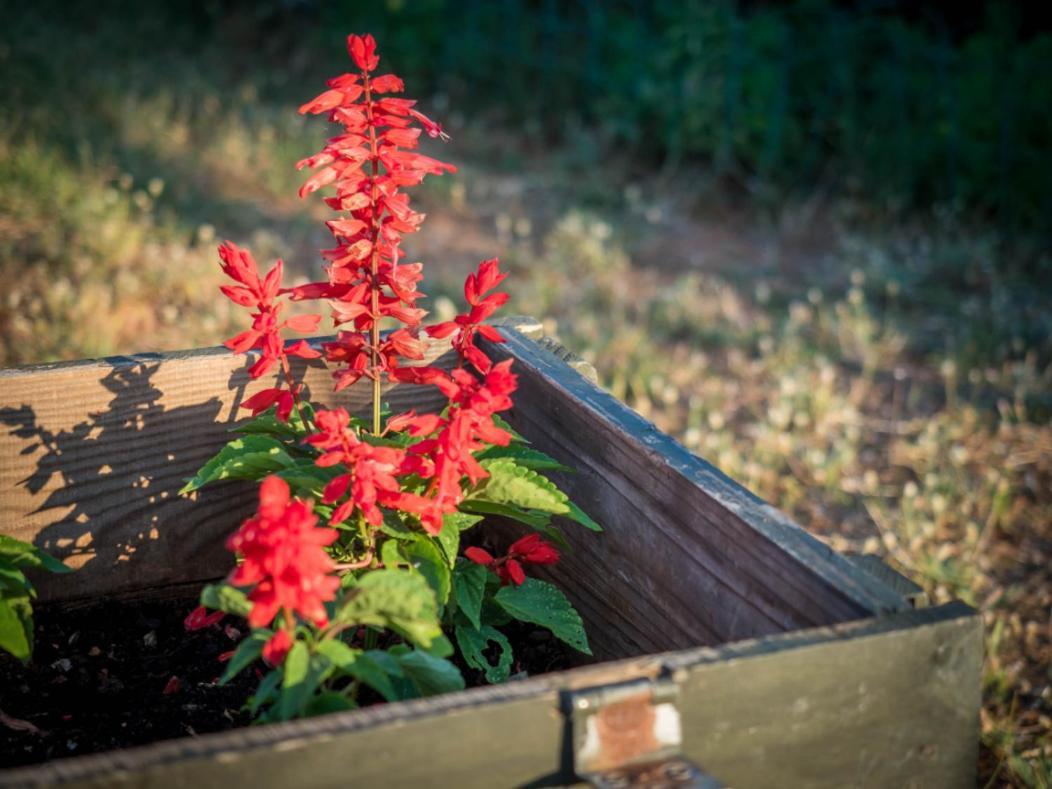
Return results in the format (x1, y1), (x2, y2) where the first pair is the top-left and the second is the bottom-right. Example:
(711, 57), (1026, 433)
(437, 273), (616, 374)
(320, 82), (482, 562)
(0, 602), (980, 788)
(0, 322), (979, 786)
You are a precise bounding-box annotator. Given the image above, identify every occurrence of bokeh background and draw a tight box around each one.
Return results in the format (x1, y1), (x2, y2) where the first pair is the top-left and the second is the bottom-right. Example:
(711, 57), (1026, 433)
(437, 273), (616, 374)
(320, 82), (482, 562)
(1, 0), (1049, 783)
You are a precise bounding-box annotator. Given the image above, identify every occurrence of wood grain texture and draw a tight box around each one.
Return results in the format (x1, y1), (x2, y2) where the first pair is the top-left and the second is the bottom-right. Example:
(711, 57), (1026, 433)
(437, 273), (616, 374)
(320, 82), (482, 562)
(481, 328), (907, 658)
(0, 338), (456, 602)
(0, 603), (979, 788)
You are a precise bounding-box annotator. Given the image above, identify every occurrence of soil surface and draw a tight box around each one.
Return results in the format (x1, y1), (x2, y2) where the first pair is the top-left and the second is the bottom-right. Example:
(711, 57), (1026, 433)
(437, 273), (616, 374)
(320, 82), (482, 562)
(0, 594), (573, 770)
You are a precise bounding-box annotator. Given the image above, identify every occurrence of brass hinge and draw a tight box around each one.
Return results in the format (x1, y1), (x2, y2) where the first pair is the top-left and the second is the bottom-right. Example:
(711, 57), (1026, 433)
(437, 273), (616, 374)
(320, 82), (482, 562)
(565, 676), (723, 788)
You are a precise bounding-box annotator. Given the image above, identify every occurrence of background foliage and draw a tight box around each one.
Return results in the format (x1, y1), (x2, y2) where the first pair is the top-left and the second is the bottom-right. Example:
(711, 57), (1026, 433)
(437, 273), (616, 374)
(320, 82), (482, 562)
(0, 0), (1048, 784)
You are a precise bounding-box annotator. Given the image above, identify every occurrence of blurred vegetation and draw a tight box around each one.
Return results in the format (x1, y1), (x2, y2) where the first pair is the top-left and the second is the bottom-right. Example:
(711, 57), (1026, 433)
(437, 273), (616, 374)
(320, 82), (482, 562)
(0, 0), (1049, 784)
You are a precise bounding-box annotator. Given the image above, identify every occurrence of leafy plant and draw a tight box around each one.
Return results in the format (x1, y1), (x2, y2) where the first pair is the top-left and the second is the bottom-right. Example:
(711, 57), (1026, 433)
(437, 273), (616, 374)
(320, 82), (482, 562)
(183, 33), (599, 721)
(0, 535), (70, 662)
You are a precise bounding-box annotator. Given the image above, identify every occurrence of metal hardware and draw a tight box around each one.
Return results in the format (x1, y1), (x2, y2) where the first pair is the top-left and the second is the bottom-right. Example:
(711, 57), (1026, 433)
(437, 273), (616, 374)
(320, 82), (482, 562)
(566, 677), (723, 788)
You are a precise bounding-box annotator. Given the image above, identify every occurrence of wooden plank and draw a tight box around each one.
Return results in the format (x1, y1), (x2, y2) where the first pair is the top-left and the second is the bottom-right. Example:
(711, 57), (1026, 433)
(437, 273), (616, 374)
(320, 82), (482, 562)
(0, 339), (456, 602)
(0, 603), (980, 788)
(481, 328), (908, 655)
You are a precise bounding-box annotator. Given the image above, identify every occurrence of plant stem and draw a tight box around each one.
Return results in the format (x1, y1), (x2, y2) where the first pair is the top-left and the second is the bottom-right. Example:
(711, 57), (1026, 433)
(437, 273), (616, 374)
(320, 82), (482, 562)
(280, 353), (311, 432)
(364, 72), (383, 436)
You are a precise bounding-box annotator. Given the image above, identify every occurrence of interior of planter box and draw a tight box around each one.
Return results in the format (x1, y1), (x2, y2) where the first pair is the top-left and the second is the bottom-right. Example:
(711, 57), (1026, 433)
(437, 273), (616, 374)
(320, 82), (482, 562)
(0, 327), (904, 664)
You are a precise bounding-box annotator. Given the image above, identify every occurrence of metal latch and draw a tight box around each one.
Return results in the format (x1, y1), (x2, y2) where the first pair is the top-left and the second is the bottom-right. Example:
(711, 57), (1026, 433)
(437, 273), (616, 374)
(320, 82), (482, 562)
(565, 676), (722, 788)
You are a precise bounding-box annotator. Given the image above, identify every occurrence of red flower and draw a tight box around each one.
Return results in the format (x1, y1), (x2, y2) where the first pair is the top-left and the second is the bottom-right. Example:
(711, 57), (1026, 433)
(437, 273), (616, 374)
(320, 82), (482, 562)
(226, 476), (339, 630)
(262, 629), (294, 667)
(426, 258), (508, 373)
(465, 533), (560, 586)
(404, 359), (519, 534)
(305, 408), (423, 526)
(296, 34), (455, 399)
(218, 241), (321, 421)
(184, 605), (225, 632)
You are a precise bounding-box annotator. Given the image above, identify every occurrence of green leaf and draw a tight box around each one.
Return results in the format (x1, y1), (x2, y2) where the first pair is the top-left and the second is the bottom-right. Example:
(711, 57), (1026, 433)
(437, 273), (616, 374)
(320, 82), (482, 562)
(566, 501), (603, 532)
(276, 461), (339, 499)
(475, 460), (569, 514)
(333, 569), (442, 648)
(0, 594), (32, 662)
(315, 638), (361, 670)
(495, 578), (591, 655)
(248, 669), (282, 716)
(402, 538), (451, 606)
(491, 414), (527, 443)
(345, 649), (404, 702)
(305, 692), (356, 715)
(455, 624), (513, 684)
(395, 650), (465, 697)
(234, 402), (317, 439)
(278, 642), (334, 720)
(180, 435), (295, 494)
(458, 500), (552, 530)
(200, 583), (252, 618)
(477, 444), (573, 472)
(0, 535), (70, 573)
(452, 561), (488, 630)
(219, 630), (269, 684)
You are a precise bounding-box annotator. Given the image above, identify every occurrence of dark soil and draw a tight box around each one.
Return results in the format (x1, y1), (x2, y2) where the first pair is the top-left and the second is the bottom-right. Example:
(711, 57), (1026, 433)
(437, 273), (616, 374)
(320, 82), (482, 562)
(0, 594), (574, 770)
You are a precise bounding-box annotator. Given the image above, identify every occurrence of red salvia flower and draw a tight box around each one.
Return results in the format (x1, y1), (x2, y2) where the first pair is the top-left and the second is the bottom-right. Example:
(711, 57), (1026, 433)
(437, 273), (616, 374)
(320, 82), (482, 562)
(305, 408), (426, 526)
(296, 34), (455, 400)
(426, 258), (509, 373)
(262, 628), (294, 667)
(184, 606), (225, 632)
(465, 533), (560, 586)
(226, 476), (339, 635)
(404, 359), (519, 534)
(218, 241), (322, 421)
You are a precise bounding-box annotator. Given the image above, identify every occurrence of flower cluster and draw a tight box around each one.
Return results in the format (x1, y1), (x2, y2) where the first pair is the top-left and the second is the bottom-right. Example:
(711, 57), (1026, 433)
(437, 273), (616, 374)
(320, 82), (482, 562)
(426, 257), (509, 373)
(294, 33), (456, 396)
(225, 476), (339, 664)
(218, 242), (321, 421)
(406, 359), (518, 533)
(465, 534), (561, 586)
(306, 407), (422, 527)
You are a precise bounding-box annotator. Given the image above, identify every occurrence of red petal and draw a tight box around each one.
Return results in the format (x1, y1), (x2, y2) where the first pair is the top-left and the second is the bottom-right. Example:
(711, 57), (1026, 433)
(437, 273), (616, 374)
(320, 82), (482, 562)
(240, 387), (283, 415)
(505, 559), (526, 586)
(258, 476), (290, 519)
(283, 314), (322, 333)
(464, 547), (494, 566)
(286, 339), (323, 359)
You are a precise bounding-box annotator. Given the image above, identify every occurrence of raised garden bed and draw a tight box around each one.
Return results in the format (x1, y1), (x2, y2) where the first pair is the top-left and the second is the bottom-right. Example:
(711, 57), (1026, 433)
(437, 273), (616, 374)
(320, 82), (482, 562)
(0, 320), (981, 787)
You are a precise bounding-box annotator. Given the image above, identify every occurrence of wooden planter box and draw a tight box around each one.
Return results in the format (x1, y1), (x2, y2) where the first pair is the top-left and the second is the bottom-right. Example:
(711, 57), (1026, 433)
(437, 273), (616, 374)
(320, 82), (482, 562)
(0, 320), (980, 787)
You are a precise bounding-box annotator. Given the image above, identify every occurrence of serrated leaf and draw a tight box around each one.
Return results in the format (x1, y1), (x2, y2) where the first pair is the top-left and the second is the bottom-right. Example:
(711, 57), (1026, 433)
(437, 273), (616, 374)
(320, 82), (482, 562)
(495, 578), (591, 655)
(396, 650), (465, 697)
(458, 500), (552, 530)
(200, 583), (252, 618)
(435, 514), (471, 566)
(180, 435), (295, 494)
(566, 501), (602, 532)
(477, 459), (569, 514)
(477, 444), (573, 472)
(334, 569), (441, 648)
(219, 630), (269, 684)
(455, 624), (513, 684)
(452, 560), (488, 630)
